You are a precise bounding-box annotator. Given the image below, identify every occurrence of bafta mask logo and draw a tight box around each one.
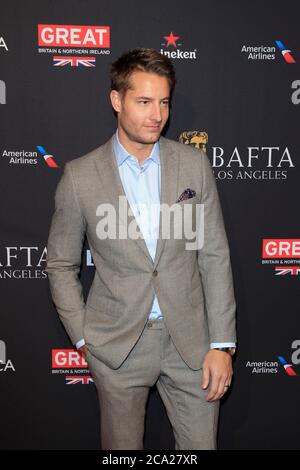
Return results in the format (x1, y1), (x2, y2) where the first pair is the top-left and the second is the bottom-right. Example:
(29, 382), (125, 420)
(179, 131), (208, 153)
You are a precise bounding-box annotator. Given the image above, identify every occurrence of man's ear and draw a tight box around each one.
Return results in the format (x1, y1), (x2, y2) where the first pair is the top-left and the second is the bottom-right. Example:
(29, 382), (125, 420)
(110, 90), (122, 113)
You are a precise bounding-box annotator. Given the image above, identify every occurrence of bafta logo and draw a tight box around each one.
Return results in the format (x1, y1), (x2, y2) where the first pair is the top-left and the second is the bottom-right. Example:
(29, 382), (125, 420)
(179, 131), (208, 153)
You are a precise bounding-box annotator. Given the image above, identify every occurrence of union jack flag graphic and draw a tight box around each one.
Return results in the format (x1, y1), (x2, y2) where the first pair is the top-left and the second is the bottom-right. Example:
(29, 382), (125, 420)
(53, 56), (96, 67)
(278, 356), (297, 376)
(36, 145), (58, 168)
(275, 40), (296, 63)
(275, 266), (300, 276)
(66, 375), (94, 385)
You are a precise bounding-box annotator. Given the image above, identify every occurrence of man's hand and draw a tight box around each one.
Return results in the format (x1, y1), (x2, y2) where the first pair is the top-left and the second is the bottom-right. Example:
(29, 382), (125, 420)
(79, 345), (89, 360)
(202, 350), (233, 401)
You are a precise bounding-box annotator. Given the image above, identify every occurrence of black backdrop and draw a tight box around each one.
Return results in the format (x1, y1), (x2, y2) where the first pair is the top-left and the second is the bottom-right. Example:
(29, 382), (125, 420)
(1, 0), (299, 450)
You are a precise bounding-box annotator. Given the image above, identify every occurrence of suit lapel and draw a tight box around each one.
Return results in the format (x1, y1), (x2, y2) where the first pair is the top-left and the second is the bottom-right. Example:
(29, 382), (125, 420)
(153, 136), (179, 269)
(94, 135), (179, 268)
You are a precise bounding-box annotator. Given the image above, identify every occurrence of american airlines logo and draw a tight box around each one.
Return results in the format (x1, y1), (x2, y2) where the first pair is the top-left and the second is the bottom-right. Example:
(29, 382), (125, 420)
(275, 40), (296, 63)
(245, 340), (300, 376)
(1, 145), (58, 167)
(278, 340), (300, 377)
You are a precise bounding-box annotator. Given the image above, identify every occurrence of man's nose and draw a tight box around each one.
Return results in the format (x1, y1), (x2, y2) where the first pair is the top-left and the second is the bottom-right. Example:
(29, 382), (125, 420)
(150, 103), (163, 122)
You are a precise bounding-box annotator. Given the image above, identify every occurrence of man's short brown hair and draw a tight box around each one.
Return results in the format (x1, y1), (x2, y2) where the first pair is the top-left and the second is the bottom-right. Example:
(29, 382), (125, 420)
(110, 48), (176, 97)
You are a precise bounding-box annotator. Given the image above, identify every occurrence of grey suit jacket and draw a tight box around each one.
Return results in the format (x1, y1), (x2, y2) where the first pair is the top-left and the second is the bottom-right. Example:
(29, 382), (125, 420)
(46, 135), (236, 370)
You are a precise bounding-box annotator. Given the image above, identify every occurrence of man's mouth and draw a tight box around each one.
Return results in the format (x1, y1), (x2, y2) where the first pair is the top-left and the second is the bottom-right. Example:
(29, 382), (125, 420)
(145, 125), (161, 131)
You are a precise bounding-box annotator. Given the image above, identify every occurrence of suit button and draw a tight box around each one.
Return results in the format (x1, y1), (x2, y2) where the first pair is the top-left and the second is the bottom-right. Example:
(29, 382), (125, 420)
(152, 270), (158, 277)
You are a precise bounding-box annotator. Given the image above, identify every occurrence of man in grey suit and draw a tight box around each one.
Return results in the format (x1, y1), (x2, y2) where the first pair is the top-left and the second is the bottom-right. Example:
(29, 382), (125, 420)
(46, 48), (237, 450)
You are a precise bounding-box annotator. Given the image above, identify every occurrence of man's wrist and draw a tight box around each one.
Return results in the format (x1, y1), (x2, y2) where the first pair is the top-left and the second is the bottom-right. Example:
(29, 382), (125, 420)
(75, 338), (85, 349)
(212, 347), (236, 356)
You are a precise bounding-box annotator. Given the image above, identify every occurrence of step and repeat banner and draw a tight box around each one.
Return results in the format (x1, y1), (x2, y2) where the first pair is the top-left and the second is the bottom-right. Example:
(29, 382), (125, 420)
(1, 0), (299, 450)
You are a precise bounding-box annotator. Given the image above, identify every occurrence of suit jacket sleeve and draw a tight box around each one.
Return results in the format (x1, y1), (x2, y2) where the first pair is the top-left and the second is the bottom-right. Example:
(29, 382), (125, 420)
(45, 162), (87, 345)
(197, 150), (237, 344)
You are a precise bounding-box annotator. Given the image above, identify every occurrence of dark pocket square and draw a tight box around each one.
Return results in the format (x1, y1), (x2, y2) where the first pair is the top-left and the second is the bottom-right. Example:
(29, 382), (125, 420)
(176, 188), (196, 203)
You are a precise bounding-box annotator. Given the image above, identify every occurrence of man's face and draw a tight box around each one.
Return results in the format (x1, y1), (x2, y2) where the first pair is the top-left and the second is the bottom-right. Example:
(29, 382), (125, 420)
(111, 71), (170, 145)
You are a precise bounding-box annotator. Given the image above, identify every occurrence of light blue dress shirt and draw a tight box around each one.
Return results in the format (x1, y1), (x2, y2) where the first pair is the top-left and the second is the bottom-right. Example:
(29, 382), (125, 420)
(113, 129), (163, 321)
(75, 129), (236, 350)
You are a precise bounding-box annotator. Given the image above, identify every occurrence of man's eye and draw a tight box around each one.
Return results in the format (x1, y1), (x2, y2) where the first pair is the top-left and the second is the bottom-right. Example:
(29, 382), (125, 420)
(162, 101), (169, 105)
(139, 101), (149, 104)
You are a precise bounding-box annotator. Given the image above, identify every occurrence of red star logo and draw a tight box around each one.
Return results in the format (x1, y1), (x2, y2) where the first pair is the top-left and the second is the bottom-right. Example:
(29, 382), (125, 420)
(163, 32), (180, 47)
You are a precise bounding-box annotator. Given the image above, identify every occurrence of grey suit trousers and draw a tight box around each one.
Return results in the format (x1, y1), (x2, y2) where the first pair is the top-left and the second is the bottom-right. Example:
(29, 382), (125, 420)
(86, 318), (219, 450)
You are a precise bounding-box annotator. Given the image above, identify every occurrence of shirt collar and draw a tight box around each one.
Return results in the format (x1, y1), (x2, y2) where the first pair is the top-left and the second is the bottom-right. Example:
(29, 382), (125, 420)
(113, 129), (160, 167)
